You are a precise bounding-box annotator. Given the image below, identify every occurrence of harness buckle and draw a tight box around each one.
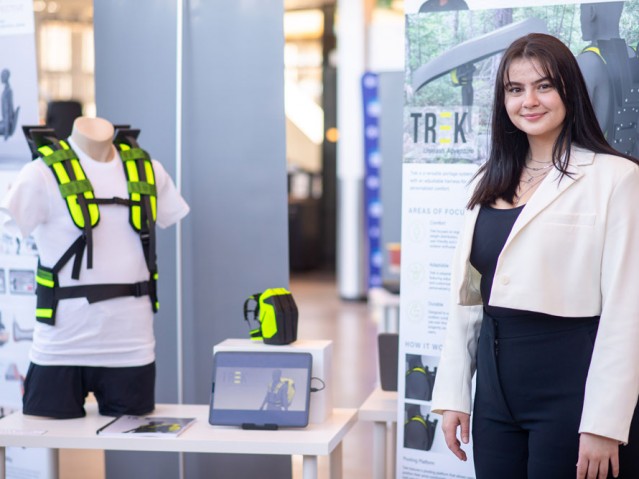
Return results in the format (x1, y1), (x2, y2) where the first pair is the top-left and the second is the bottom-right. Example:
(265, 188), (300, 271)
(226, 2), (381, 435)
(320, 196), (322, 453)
(134, 281), (147, 297)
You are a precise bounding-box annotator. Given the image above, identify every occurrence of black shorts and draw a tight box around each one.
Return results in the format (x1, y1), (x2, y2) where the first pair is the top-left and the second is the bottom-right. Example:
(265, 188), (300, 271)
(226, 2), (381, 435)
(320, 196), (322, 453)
(23, 362), (155, 419)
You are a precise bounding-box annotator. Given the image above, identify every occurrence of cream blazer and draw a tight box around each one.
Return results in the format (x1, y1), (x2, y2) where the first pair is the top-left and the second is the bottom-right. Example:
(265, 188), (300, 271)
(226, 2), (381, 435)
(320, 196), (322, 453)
(430, 146), (639, 443)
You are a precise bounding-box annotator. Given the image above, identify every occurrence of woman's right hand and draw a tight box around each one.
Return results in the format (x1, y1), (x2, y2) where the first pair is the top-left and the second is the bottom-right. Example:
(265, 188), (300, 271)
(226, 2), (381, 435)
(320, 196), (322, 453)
(442, 410), (471, 461)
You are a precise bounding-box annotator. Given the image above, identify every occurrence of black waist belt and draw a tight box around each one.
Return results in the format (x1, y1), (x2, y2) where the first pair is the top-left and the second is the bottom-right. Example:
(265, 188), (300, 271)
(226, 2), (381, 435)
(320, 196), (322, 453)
(55, 281), (153, 304)
(36, 271), (157, 326)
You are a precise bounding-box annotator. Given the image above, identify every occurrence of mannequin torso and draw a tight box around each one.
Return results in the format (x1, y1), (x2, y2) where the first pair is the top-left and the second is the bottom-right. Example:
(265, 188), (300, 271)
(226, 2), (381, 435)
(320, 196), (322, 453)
(70, 116), (115, 163)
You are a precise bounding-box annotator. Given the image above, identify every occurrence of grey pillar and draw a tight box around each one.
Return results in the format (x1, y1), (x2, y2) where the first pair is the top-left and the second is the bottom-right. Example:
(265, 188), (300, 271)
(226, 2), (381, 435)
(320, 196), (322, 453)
(94, 1), (291, 477)
(378, 72), (404, 284)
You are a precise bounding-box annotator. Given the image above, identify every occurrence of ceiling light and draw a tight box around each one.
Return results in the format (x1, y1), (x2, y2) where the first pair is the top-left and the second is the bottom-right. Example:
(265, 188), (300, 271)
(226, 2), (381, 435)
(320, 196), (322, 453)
(33, 0), (46, 12)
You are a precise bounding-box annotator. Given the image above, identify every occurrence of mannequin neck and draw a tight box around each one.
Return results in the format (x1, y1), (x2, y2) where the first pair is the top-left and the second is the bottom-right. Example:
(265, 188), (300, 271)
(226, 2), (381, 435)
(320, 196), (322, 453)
(70, 117), (115, 163)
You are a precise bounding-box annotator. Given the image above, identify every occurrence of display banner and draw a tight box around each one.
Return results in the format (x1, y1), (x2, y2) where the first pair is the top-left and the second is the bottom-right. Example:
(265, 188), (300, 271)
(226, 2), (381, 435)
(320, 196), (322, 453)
(0, 0), (39, 166)
(0, 1), (51, 477)
(397, 1), (639, 477)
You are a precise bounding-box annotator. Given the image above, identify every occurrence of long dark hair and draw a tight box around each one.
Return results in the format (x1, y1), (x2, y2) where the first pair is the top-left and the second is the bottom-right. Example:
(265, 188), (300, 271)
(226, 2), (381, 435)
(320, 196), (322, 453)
(468, 32), (636, 209)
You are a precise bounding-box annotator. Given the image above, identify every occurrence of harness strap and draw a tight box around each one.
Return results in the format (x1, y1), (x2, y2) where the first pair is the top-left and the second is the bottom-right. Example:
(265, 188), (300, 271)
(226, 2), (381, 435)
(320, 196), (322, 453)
(116, 143), (158, 275)
(52, 233), (87, 280)
(37, 137), (99, 277)
(87, 197), (137, 207)
(55, 280), (153, 303)
(582, 45), (606, 64)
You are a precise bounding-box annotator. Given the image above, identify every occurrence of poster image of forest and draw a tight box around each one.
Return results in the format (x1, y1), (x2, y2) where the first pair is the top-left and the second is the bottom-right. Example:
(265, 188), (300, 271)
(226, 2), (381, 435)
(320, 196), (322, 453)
(404, 1), (639, 164)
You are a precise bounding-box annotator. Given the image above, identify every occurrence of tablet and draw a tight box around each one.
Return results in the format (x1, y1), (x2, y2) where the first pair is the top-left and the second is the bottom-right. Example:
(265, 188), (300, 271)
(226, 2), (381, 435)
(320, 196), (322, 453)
(209, 351), (313, 429)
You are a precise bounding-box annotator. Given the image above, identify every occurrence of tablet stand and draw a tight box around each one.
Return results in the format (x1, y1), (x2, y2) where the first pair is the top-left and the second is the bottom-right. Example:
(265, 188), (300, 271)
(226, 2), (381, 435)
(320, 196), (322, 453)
(213, 339), (333, 424)
(241, 423), (279, 430)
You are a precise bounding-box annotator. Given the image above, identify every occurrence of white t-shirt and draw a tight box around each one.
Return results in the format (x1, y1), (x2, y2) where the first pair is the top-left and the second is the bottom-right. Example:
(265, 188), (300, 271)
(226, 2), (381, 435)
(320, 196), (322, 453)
(0, 139), (189, 367)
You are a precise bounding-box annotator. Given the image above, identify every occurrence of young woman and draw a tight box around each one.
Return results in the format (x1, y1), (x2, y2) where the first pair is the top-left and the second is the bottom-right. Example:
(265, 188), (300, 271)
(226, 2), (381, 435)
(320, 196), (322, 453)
(430, 33), (639, 479)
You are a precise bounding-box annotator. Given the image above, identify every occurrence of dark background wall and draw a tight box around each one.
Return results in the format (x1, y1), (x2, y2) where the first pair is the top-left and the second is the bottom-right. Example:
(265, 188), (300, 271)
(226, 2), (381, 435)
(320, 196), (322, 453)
(94, 1), (291, 477)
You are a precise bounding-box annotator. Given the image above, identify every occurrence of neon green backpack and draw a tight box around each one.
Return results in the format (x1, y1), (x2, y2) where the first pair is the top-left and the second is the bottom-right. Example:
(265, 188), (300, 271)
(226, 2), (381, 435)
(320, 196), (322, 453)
(243, 288), (298, 345)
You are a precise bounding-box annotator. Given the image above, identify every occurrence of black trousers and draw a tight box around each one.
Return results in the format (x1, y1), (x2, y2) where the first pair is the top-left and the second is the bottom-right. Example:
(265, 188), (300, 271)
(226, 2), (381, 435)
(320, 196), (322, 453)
(473, 313), (639, 479)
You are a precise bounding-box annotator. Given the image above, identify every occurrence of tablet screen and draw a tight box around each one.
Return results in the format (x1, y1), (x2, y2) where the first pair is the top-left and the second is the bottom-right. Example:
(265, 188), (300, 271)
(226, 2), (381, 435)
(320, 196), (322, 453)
(209, 351), (312, 428)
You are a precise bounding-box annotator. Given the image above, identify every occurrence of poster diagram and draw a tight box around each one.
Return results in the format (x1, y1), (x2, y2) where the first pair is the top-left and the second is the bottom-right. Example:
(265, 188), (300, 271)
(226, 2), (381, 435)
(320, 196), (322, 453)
(0, 0), (39, 165)
(0, 170), (37, 415)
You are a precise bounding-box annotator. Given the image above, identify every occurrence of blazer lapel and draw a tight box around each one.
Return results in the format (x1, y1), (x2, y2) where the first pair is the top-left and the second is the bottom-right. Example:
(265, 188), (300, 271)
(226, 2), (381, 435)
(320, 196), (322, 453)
(502, 147), (593, 252)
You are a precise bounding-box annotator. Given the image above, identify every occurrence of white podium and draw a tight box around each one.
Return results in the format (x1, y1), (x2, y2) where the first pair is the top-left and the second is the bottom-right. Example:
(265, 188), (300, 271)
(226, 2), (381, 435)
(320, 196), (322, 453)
(213, 339), (333, 424)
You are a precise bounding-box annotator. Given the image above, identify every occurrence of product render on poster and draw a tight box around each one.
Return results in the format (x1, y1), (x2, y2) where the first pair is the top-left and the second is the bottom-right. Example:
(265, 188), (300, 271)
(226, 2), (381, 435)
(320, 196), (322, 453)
(398, 1), (639, 478)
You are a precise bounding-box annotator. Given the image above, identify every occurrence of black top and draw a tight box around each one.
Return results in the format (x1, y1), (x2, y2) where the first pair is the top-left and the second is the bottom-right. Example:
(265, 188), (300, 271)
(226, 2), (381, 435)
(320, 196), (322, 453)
(470, 204), (532, 318)
(470, 204), (601, 326)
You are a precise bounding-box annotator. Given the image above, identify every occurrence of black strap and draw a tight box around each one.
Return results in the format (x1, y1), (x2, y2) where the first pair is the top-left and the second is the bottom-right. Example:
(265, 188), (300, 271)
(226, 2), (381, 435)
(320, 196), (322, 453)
(52, 234), (86, 280)
(87, 197), (137, 207)
(243, 293), (261, 322)
(54, 281), (152, 303)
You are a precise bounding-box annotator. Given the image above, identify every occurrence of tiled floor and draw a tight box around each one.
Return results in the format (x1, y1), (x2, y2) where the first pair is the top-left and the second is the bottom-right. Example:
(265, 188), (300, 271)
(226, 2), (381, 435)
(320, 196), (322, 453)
(60, 270), (383, 478)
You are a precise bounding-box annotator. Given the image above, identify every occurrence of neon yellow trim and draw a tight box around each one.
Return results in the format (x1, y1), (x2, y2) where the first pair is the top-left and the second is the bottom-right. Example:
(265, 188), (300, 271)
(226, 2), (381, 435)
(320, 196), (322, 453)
(71, 159), (87, 180)
(39, 145), (54, 156)
(125, 160), (140, 181)
(67, 197), (85, 227)
(36, 308), (53, 319)
(583, 46), (606, 64)
(450, 69), (459, 85)
(36, 276), (55, 288)
(144, 160), (157, 220)
(52, 162), (70, 183)
(124, 158), (142, 229)
(144, 161), (155, 185)
(410, 415), (427, 427)
(69, 160), (99, 225)
(42, 144), (99, 228)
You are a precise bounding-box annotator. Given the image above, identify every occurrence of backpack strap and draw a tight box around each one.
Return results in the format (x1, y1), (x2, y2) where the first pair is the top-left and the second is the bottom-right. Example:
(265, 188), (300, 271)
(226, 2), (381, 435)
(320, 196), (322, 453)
(30, 130), (100, 278)
(113, 128), (159, 312)
(582, 45), (606, 64)
(243, 293), (263, 340)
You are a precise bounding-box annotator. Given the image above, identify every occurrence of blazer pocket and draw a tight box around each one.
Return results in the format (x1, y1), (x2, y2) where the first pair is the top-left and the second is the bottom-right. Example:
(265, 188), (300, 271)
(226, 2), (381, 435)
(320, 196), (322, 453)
(544, 212), (596, 227)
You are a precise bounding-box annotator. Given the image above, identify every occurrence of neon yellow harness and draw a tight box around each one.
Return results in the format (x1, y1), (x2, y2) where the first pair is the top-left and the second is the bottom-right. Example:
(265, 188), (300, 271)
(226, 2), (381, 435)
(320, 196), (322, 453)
(24, 127), (159, 325)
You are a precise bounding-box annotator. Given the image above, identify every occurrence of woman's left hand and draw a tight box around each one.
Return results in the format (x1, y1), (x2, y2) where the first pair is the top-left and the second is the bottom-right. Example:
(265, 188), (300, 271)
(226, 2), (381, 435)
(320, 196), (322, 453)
(576, 432), (620, 479)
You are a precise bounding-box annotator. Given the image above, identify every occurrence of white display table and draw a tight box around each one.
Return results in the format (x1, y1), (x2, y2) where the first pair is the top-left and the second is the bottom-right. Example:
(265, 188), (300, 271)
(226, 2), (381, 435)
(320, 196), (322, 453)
(0, 403), (357, 479)
(358, 389), (398, 479)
